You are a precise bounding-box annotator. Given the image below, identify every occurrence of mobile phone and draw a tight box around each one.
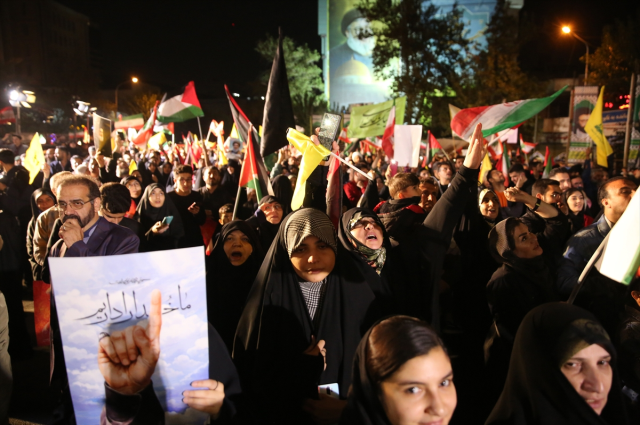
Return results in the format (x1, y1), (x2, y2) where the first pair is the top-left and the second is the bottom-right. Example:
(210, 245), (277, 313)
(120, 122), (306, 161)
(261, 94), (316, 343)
(318, 113), (342, 152)
(162, 216), (173, 225)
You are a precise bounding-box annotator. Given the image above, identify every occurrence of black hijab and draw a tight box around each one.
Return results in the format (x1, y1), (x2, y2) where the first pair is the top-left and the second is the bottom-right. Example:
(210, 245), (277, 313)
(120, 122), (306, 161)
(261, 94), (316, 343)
(158, 161), (171, 188)
(121, 175), (143, 205)
(488, 217), (553, 292)
(136, 183), (184, 243)
(206, 220), (263, 353)
(246, 195), (284, 251)
(486, 303), (628, 425)
(271, 175), (293, 216)
(234, 208), (385, 422)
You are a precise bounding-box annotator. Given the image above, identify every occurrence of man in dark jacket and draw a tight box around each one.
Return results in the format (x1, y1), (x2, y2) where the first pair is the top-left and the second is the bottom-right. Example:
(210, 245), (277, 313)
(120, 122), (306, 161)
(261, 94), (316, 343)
(48, 175), (139, 423)
(98, 182), (140, 236)
(167, 164), (206, 248)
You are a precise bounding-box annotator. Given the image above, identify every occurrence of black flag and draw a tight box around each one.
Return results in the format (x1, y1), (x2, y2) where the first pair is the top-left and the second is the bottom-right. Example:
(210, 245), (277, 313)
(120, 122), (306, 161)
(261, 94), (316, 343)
(260, 28), (295, 158)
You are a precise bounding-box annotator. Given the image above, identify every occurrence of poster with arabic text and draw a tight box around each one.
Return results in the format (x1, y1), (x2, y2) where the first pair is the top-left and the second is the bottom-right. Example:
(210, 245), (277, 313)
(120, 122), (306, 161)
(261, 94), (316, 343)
(50, 247), (209, 424)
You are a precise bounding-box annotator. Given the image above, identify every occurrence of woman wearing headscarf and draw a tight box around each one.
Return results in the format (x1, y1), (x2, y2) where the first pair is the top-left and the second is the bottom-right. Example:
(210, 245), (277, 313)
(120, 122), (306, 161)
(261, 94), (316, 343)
(340, 316), (457, 425)
(271, 174), (293, 216)
(234, 208), (386, 424)
(245, 195), (285, 251)
(121, 175), (142, 219)
(136, 183), (184, 252)
(26, 188), (56, 281)
(158, 162), (172, 189)
(564, 188), (594, 234)
(484, 208), (563, 413)
(206, 220), (263, 353)
(486, 303), (628, 425)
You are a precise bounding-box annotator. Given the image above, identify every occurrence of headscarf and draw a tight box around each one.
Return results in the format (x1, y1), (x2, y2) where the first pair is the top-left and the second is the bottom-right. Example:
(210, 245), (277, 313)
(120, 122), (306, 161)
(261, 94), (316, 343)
(246, 195), (286, 252)
(234, 208), (385, 421)
(488, 217), (548, 285)
(136, 183), (184, 241)
(29, 188), (56, 220)
(340, 209), (387, 274)
(271, 175), (293, 216)
(121, 175), (143, 205)
(206, 220), (263, 352)
(478, 188), (500, 227)
(486, 303), (628, 425)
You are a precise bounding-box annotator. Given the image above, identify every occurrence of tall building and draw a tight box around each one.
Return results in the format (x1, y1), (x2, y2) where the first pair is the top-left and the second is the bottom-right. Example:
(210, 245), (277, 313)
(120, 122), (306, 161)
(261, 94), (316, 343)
(0, 0), (100, 92)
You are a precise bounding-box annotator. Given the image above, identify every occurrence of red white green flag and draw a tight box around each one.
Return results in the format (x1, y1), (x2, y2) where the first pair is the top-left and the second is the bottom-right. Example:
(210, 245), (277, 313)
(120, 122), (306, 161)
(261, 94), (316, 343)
(428, 131), (445, 163)
(496, 141), (511, 187)
(133, 101), (159, 147)
(542, 146), (553, 178)
(451, 86), (567, 139)
(237, 127), (263, 209)
(157, 81), (204, 123)
(519, 134), (536, 153)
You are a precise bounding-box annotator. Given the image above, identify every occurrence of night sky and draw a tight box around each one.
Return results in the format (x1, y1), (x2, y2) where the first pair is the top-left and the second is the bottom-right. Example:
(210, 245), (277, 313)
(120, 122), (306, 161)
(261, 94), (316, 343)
(56, 0), (636, 99)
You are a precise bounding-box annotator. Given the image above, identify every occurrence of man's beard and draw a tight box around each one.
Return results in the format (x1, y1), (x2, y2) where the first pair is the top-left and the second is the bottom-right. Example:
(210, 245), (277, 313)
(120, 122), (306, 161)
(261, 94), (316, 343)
(347, 35), (375, 57)
(62, 207), (95, 228)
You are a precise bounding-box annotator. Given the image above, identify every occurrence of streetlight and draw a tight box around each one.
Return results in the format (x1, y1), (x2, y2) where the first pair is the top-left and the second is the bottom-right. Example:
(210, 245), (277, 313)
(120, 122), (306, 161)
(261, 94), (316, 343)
(8, 88), (36, 134)
(115, 77), (139, 117)
(73, 100), (97, 142)
(562, 26), (589, 86)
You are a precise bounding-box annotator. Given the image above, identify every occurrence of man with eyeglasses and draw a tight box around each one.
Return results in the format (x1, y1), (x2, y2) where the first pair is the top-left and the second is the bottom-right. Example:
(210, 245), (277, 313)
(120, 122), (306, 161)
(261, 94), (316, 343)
(167, 164), (206, 248)
(48, 175), (139, 421)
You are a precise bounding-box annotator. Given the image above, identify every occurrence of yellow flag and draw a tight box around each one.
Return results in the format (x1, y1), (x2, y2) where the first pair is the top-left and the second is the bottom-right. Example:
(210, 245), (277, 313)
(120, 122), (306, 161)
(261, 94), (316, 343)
(217, 142), (228, 166)
(129, 160), (137, 175)
(286, 128), (331, 210)
(230, 123), (239, 139)
(23, 133), (45, 184)
(479, 153), (492, 184)
(148, 132), (166, 151)
(83, 127), (90, 144)
(584, 86), (614, 168)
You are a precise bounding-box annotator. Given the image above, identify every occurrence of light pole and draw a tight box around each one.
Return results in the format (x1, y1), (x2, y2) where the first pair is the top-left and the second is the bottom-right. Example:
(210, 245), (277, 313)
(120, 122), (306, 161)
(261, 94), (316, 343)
(562, 26), (589, 86)
(115, 77), (139, 118)
(8, 89), (36, 134)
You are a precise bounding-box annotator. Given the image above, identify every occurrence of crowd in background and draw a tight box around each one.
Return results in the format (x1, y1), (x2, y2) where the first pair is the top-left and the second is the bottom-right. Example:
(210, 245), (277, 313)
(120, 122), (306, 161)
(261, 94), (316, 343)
(0, 123), (639, 424)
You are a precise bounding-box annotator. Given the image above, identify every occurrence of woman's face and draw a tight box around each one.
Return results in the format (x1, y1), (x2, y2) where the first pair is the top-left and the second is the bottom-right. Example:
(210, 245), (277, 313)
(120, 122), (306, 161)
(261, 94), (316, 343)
(126, 179), (142, 199)
(36, 194), (55, 211)
(260, 202), (283, 225)
(480, 192), (499, 221)
(290, 235), (336, 283)
(350, 217), (383, 250)
(132, 170), (143, 183)
(148, 162), (157, 173)
(511, 223), (542, 259)
(379, 347), (457, 425)
(561, 344), (612, 415)
(223, 230), (254, 266)
(163, 163), (172, 174)
(149, 188), (165, 208)
(567, 192), (585, 213)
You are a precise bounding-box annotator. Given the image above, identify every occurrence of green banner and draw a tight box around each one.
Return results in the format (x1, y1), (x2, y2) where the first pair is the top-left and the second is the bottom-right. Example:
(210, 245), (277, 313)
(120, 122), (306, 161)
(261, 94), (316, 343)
(347, 97), (406, 139)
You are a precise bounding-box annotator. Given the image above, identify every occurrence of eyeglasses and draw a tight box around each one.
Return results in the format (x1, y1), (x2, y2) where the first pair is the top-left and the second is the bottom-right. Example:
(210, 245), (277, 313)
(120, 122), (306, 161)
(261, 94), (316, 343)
(56, 198), (95, 211)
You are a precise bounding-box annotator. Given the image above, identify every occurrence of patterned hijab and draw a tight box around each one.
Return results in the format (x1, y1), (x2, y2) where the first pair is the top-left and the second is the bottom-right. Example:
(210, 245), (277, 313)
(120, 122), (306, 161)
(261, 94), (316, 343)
(341, 208), (387, 274)
(284, 208), (337, 257)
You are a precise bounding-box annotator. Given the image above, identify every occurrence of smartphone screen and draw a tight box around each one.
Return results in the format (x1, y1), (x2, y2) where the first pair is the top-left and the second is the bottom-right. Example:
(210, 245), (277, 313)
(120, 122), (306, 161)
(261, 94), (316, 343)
(318, 113), (342, 152)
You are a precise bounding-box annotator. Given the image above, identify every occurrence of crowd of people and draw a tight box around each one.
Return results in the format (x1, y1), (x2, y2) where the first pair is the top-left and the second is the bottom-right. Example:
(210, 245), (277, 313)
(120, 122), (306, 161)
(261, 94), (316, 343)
(0, 122), (639, 424)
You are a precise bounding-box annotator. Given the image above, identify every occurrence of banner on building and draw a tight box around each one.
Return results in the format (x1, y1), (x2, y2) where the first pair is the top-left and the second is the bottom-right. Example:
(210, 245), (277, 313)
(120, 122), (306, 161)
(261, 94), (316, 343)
(630, 75), (640, 167)
(348, 97), (406, 139)
(49, 247), (210, 424)
(568, 86), (599, 164)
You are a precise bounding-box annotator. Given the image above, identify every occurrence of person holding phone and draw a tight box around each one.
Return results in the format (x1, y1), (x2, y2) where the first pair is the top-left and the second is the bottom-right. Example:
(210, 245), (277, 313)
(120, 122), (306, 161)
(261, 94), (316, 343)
(137, 184), (184, 252)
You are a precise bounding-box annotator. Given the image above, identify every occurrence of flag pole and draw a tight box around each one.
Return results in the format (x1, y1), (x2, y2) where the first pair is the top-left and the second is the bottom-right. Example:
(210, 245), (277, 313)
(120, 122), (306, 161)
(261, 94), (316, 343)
(567, 231), (611, 304)
(197, 116), (204, 142)
(329, 152), (374, 181)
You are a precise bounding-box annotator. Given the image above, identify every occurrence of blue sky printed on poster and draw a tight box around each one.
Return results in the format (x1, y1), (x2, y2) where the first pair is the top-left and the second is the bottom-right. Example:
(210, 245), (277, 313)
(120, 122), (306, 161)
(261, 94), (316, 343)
(49, 247), (209, 424)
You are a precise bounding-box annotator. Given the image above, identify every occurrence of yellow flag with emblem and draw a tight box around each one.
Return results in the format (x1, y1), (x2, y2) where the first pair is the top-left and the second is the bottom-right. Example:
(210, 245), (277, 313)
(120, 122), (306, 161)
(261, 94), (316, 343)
(478, 152), (493, 184)
(23, 133), (45, 184)
(129, 160), (137, 175)
(148, 132), (166, 151)
(584, 87), (614, 168)
(286, 128), (331, 210)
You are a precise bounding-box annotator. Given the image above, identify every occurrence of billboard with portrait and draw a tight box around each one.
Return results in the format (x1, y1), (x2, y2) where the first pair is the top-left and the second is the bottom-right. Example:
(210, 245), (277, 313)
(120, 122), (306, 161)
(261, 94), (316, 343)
(568, 86), (599, 164)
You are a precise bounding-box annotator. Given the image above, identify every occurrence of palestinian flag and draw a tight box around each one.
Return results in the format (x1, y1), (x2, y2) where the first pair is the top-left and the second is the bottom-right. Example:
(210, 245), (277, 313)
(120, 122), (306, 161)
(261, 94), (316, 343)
(451, 86), (567, 139)
(154, 121), (174, 135)
(496, 141), (510, 187)
(157, 81), (204, 123)
(428, 131), (444, 162)
(595, 190), (640, 284)
(542, 146), (553, 178)
(225, 85), (271, 198)
(234, 127), (263, 218)
(133, 101), (159, 147)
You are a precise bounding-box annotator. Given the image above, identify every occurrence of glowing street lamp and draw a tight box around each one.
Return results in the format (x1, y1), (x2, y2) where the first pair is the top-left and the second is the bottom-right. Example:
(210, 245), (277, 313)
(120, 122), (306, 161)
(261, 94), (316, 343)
(115, 77), (139, 117)
(561, 26), (589, 86)
(8, 88), (36, 134)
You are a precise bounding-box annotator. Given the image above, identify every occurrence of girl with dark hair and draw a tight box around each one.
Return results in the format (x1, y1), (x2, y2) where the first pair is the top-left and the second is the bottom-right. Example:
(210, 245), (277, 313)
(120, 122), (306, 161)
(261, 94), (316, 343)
(136, 183), (184, 252)
(341, 316), (457, 425)
(564, 188), (594, 234)
(206, 220), (263, 353)
(486, 303), (629, 425)
(234, 208), (386, 424)
(121, 175), (142, 219)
